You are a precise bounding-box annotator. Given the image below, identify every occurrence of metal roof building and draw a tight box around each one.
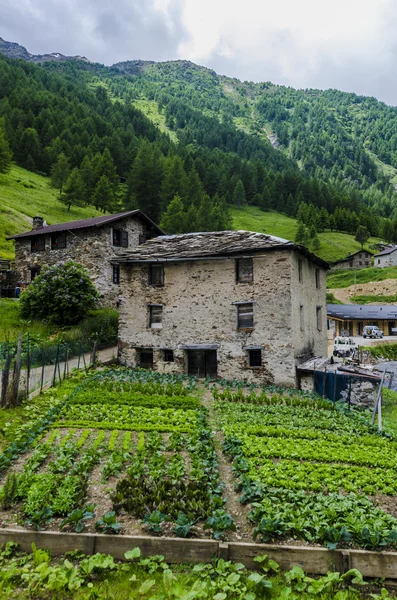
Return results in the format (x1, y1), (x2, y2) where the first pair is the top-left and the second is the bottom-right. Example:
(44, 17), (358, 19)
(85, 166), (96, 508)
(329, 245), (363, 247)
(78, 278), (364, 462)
(327, 304), (397, 336)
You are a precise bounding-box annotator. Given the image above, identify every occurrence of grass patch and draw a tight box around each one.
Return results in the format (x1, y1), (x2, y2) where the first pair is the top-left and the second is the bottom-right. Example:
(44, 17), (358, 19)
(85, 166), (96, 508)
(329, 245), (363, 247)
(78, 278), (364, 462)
(132, 99), (178, 143)
(0, 166), (104, 259)
(231, 206), (380, 263)
(326, 292), (342, 304)
(382, 388), (397, 435)
(352, 294), (397, 304)
(327, 266), (397, 289)
(0, 299), (54, 342)
(363, 343), (397, 361)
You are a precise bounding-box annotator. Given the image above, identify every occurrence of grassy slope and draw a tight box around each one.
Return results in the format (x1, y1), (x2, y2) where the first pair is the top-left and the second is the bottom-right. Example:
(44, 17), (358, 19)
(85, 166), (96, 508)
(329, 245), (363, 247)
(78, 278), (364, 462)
(0, 166), (104, 259)
(231, 206), (380, 263)
(327, 266), (397, 289)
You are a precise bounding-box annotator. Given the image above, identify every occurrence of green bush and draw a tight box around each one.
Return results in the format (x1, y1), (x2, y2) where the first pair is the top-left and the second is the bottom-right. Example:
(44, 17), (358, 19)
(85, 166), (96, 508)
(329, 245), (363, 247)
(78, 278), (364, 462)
(20, 261), (99, 326)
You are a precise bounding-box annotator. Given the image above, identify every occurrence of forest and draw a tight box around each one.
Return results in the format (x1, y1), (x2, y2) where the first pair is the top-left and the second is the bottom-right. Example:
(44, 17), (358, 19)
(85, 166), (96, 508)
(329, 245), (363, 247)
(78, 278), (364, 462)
(2, 52), (397, 240)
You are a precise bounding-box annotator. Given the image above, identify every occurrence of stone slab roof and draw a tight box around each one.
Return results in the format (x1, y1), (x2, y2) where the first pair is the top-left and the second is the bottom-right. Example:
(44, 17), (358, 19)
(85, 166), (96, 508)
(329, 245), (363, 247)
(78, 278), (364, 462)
(374, 246), (397, 257)
(332, 249), (374, 265)
(327, 304), (397, 320)
(7, 210), (163, 239)
(112, 230), (329, 267)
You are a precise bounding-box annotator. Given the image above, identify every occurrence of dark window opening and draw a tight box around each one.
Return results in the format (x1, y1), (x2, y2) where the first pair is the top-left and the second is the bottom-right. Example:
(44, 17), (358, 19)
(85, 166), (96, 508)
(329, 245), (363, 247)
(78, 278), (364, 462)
(149, 305), (163, 328)
(163, 349), (174, 362)
(300, 305), (304, 331)
(236, 258), (253, 282)
(378, 259), (380, 265)
(248, 349), (262, 367)
(149, 264), (164, 286)
(187, 350), (217, 378)
(298, 259), (303, 282)
(315, 268), (320, 289)
(237, 303), (254, 329)
(30, 267), (41, 281)
(31, 237), (45, 252)
(316, 306), (322, 331)
(139, 234), (147, 245)
(113, 229), (128, 248)
(51, 232), (66, 250)
(112, 265), (120, 284)
(139, 349), (153, 369)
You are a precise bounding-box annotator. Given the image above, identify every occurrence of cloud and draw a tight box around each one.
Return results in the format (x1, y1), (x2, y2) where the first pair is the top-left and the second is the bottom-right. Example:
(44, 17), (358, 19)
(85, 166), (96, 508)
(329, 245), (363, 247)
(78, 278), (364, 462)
(1, 0), (397, 103)
(0, 0), (188, 64)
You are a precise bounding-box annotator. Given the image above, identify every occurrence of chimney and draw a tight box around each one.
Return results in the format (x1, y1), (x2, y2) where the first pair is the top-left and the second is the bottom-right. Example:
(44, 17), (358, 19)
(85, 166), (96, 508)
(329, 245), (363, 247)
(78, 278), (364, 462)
(32, 216), (44, 230)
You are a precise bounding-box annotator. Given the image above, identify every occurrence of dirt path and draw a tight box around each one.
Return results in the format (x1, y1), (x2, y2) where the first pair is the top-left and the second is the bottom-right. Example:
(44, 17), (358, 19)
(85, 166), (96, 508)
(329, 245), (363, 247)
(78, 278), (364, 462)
(329, 279), (397, 303)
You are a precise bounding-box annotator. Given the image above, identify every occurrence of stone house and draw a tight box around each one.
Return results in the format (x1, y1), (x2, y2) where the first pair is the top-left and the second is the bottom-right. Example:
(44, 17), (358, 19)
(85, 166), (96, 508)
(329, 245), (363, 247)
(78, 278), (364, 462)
(114, 231), (328, 387)
(374, 246), (397, 268)
(331, 250), (373, 271)
(7, 211), (163, 305)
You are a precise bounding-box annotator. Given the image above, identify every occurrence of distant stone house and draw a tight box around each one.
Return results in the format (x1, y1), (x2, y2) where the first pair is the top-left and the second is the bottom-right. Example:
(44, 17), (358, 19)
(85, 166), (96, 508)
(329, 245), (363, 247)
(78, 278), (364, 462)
(7, 211), (163, 305)
(113, 231), (328, 387)
(331, 250), (373, 271)
(374, 246), (397, 268)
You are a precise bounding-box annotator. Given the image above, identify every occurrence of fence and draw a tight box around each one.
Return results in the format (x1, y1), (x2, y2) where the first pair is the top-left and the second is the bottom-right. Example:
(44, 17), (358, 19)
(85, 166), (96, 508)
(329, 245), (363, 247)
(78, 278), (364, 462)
(0, 335), (117, 406)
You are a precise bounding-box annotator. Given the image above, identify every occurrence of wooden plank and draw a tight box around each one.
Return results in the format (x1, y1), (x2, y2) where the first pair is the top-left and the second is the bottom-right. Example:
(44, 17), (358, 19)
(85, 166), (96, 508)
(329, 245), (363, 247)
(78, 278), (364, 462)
(227, 542), (342, 574)
(350, 549), (397, 579)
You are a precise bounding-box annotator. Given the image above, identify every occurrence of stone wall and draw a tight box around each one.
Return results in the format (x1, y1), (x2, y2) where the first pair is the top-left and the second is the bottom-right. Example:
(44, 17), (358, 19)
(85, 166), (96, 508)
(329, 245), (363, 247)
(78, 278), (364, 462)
(375, 250), (397, 268)
(118, 249), (328, 386)
(331, 251), (373, 271)
(14, 216), (151, 306)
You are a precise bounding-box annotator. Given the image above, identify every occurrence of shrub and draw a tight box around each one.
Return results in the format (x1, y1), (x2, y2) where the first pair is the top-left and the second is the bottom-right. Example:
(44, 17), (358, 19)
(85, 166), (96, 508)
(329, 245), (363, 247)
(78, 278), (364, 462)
(20, 261), (99, 326)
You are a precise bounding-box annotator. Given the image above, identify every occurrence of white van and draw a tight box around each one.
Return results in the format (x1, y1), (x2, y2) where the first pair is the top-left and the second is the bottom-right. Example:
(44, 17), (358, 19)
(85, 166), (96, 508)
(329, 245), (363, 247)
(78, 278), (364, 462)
(333, 337), (356, 357)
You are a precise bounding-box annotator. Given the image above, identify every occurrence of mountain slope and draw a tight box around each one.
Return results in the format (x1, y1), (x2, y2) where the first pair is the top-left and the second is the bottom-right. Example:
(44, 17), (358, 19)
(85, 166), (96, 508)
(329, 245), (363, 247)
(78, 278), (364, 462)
(0, 166), (103, 259)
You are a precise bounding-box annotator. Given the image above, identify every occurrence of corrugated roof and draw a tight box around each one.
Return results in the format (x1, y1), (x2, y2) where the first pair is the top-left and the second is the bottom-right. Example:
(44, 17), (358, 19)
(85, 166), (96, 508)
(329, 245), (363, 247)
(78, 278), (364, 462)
(374, 246), (397, 257)
(112, 230), (329, 267)
(327, 304), (397, 320)
(7, 210), (163, 239)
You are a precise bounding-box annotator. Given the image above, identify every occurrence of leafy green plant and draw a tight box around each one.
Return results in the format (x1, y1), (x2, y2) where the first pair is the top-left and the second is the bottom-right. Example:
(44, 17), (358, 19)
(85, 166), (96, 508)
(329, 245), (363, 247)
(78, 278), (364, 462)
(143, 510), (168, 534)
(173, 512), (199, 538)
(95, 511), (121, 534)
(0, 473), (18, 509)
(204, 510), (236, 539)
(60, 504), (96, 533)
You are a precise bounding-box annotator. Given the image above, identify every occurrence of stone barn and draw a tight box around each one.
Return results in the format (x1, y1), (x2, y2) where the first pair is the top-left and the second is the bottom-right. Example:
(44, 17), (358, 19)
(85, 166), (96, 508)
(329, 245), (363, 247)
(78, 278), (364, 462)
(7, 210), (163, 305)
(114, 231), (328, 387)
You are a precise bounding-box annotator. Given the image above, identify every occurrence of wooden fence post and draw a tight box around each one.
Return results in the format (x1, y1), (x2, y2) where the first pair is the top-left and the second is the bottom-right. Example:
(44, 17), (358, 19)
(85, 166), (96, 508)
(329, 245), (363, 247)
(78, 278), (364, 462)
(0, 351), (11, 407)
(9, 332), (22, 406)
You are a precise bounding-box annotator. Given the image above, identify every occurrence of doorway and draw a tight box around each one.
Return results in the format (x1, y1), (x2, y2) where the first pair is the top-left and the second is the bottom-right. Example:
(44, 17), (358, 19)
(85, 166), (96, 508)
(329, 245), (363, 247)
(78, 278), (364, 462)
(187, 350), (217, 378)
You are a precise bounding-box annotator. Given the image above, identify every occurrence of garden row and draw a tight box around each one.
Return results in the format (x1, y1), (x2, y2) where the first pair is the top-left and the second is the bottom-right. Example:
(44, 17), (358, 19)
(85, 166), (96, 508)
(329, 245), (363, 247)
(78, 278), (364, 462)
(0, 369), (234, 538)
(214, 388), (397, 550)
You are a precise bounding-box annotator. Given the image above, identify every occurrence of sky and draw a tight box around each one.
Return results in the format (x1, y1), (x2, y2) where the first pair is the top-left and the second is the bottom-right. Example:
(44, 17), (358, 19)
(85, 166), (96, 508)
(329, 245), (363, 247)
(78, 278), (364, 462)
(1, 0), (397, 105)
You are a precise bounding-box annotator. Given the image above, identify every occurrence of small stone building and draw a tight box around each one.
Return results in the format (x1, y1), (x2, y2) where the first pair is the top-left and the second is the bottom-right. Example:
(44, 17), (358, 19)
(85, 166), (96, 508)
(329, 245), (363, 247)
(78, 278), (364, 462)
(114, 231), (328, 387)
(331, 250), (373, 271)
(374, 246), (397, 268)
(7, 211), (163, 305)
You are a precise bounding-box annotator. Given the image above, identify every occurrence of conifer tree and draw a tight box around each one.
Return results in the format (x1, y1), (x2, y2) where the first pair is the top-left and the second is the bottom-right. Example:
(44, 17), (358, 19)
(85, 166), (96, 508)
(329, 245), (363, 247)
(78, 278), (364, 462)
(159, 194), (186, 234)
(233, 179), (246, 209)
(295, 222), (309, 246)
(50, 153), (70, 194)
(61, 168), (86, 211)
(93, 175), (115, 212)
(0, 119), (12, 174)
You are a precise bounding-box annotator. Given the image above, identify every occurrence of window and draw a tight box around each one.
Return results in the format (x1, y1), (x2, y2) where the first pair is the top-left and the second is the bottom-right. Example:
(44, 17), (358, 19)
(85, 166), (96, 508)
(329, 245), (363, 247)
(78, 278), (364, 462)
(359, 253), (362, 258)
(315, 268), (320, 289)
(365, 261), (369, 266)
(31, 237), (45, 252)
(359, 261), (362, 266)
(51, 232), (66, 249)
(149, 264), (164, 286)
(300, 305), (304, 331)
(139, 349), (153, 369)
(236, 258), (253, 282)
(163, 349), (174, 362)
(30, 267), (41, 281)
(139, 234), (147, 245)
(298, 259), (303, 283)
(349, 261), (353, 267)
(112, 229), (128, 247)
(149, 305), (163, 328)
(237, 303), (254, 329)
(112, 265), (120, 284)
(378, 259), (380, 265)
(248, 349), (262, 367)
(316, 306), (322, 331)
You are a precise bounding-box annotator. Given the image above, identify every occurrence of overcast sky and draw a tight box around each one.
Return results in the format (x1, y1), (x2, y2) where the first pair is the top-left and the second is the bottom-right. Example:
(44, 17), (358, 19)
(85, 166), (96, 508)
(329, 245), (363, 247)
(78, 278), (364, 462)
(1, 0), (397, 105)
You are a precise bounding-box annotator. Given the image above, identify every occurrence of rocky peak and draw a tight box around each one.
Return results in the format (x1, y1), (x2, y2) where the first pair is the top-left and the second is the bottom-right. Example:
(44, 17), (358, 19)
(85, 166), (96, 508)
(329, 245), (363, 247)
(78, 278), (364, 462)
(0, 37), (90, 64)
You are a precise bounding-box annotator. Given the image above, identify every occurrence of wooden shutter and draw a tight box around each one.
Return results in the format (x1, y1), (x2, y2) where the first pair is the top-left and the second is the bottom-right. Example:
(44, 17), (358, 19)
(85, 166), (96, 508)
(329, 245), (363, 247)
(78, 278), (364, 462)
(237, 303), (254, 329)
(121, 231), (129, 248)
(150, 265), (164, 286)
(31, 237), (45, 252)
(150, 305), (163, 327)
(236, 258), (253, 282)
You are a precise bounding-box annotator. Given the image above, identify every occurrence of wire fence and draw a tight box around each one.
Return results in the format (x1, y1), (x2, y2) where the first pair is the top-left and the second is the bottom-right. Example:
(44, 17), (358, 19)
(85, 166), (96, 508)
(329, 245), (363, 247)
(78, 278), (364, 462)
(0, 334), (106, 407)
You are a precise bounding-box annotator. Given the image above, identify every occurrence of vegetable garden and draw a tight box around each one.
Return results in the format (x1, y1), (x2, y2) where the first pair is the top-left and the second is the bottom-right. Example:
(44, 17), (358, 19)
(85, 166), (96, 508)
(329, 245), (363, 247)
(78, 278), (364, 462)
(1, 367), (397, 557)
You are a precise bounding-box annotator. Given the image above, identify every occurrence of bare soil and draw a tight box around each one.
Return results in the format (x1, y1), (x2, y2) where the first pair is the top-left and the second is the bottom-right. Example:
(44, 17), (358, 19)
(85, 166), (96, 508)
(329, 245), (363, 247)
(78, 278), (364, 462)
(329, 279), (397, 304)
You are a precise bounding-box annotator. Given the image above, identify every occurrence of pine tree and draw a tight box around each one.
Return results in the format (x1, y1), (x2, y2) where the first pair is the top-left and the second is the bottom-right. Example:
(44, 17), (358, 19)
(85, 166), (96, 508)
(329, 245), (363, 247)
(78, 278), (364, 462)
(159, 194), (187, 234)
(79, 155), (96, 204)
(0, 119), (12, 174)
(61, 168), (86, 211)
(93, 175), (115, 212)
(232, 180), (246, 209)
(50, 153), (70, 194)
(355, 225), (370, 248)
(295, 222), (309, 246)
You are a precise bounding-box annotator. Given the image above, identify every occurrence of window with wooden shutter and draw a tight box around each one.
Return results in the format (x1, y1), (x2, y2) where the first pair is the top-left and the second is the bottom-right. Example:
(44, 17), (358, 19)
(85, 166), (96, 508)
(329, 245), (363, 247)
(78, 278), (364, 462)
(139, 349), (153, 369)
(121, 231), (128, 248)
(31, 237), (45, 252)
(51, 232), (66, 249)
(149, 305), (163, 328)
(149, 264), (164, 286)
(112, 229), (121, 246)
(237, 303), (254, 329)
(236, 258), (253, 282)
(112, 265), (120, 284)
